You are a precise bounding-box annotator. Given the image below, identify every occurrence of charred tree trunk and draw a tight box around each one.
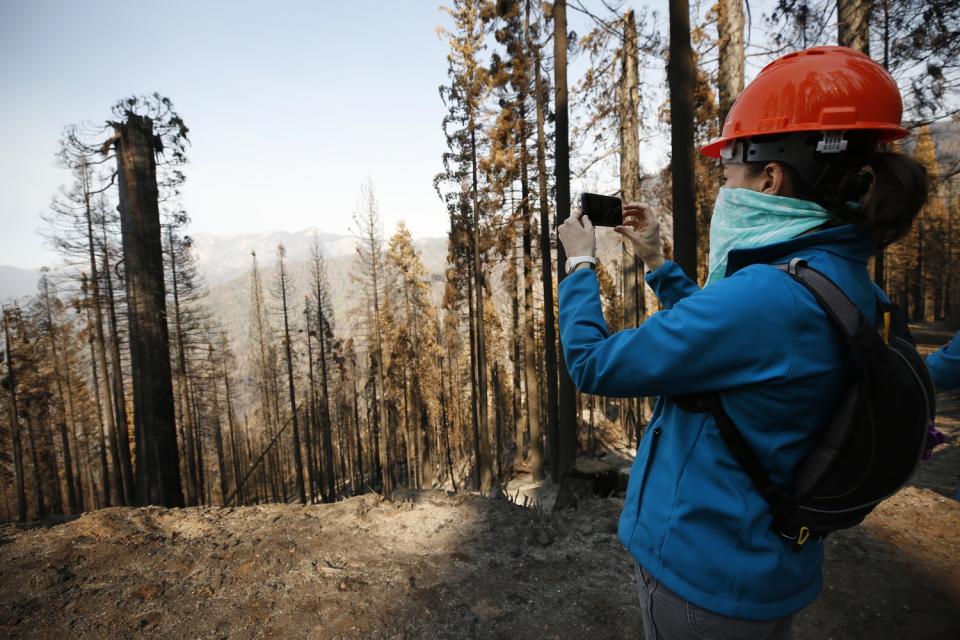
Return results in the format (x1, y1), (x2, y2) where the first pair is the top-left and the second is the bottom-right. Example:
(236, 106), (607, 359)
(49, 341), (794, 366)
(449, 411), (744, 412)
(82, 279), (112, 508)
(532, 12), (554, 483)
(223, 356), (244, 505)
(23, 408), (47, 518)
(168, 227), (199, 505)
(469, 125), (494, 494)
(509, 222), (523, 472)
(81, 186), (126, 505)
(38, 283), (79, 513)
(99, 225), (134, 503)
(316, 300), (336, 503)
(2, 308), (28, 522)
(838, 0), (871, 54)
(521, 115), (545, 482)
(620, 8), (644, 329)
(304, 313), (319, 503)
(716, 0), (745, 125)
(277, 248), (306, 505)
(553, 0), (578, 478)
(668, 0), (699, 278)
(109, 113), (183, 507)
(620, 8), (647, 443)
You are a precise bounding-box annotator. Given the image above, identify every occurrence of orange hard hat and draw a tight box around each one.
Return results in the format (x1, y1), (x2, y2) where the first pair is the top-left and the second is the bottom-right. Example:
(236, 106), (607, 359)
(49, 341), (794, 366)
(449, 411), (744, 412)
(701, 46), (907, 158)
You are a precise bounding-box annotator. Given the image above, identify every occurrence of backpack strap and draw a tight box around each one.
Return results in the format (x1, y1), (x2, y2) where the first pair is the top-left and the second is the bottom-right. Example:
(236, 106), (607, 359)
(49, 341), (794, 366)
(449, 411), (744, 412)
(777, 258), (865, 339)
(674, 394), (790, 513)
(776, 259), (871, 498)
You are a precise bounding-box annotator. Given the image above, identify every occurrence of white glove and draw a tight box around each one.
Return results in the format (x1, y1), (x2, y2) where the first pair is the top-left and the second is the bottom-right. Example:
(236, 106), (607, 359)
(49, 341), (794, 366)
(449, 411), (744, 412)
(615, 202), (665, 271)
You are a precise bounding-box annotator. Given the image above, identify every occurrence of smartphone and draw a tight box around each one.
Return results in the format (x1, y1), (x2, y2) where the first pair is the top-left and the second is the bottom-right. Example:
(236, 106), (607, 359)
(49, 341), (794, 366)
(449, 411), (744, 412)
(580, 192), (622, 227)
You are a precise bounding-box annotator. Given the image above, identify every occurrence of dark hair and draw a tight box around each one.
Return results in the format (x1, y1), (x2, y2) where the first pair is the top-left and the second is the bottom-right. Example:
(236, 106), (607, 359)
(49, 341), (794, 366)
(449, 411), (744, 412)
(744, 134), (928, 247)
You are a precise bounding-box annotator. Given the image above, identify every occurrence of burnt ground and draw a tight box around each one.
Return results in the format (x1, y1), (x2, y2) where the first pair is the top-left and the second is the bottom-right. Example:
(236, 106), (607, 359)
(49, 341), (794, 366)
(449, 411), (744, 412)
(1, 372), (958, 638)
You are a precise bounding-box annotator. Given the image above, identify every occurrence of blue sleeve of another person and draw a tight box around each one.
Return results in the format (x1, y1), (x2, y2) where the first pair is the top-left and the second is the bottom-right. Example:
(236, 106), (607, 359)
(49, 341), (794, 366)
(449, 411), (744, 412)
(558, 262), (797, 399)
(926, 332), (960, 391)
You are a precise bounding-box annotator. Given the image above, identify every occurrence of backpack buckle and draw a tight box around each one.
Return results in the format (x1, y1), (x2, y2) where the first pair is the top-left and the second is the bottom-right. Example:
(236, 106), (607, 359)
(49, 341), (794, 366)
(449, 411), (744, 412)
(787, 258), (806, 276)
(779, 525), (818, 552)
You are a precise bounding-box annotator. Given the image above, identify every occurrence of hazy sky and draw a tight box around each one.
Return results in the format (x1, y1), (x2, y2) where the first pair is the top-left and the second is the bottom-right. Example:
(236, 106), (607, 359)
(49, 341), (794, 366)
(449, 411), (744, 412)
(0, 0), (744, 270)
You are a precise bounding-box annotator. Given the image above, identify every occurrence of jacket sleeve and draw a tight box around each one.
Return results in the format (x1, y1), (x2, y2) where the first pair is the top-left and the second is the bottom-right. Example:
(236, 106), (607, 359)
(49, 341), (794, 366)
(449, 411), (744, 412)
(644, 260), (701, 309)
(558, 265), (797, 398)
(926, 332), (960, 391)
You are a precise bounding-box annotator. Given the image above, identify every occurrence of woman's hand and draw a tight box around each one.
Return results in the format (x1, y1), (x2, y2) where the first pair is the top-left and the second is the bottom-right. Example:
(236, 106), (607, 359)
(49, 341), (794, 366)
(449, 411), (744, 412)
(616, 202), (665, 271)
(558, 212), (596, 259)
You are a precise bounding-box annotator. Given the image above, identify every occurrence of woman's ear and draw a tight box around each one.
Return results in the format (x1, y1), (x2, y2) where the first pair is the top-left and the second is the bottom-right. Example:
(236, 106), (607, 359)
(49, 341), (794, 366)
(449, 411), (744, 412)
(761, 163), (787, 195)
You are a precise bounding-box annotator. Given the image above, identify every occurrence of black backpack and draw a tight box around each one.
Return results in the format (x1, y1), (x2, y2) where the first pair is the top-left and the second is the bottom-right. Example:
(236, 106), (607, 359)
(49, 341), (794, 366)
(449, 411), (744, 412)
(676, 258), (936, 549)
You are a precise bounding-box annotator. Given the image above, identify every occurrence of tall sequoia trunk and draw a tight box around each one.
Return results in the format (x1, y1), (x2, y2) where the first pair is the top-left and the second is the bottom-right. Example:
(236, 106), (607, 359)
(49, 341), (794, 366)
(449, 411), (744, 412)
(716, 0), (745, 125)
(553, 0), (578, 478)
(2, 308), (28, 522)
(668, 0), (699, 278)
(109, 113), (183, 507)
(838, 0), (871, 54)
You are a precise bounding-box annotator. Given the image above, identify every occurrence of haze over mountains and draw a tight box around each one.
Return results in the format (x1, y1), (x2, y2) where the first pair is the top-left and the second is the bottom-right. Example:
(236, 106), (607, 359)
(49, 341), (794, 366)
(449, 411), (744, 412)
(200, 228), (448, 359)
(0, 229), (449, 341)
(0, 266), (40, 304)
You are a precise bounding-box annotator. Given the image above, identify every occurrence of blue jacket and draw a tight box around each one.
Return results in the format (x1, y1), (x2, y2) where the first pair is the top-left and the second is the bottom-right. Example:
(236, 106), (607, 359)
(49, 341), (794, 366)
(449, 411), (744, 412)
(558, 225), (879, 620)
(927, 332), (960, 390)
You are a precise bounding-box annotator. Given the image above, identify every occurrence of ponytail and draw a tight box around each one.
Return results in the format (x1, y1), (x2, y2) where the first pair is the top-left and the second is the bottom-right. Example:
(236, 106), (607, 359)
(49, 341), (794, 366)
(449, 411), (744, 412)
(784, 150), (928, 248)
(851, 152), (928, 247)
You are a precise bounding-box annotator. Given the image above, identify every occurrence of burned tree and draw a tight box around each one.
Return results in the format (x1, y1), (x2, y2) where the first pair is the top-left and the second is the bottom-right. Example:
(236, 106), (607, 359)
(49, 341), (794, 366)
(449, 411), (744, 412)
(101, 95), (187, 507)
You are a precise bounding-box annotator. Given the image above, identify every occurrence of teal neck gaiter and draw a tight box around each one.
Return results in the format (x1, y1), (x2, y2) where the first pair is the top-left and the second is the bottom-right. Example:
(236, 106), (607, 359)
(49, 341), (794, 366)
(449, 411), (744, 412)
(706, 187), (831, 286)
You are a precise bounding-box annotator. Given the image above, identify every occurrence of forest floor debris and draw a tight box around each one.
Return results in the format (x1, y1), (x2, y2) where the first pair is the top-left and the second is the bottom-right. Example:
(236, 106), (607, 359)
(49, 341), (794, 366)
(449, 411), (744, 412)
(1, 401), (958, 638)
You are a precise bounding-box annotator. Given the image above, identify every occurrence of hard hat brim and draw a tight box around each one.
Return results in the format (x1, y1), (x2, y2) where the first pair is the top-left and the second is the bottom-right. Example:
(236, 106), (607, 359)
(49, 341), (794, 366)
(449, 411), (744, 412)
(700, 124), (909, 159)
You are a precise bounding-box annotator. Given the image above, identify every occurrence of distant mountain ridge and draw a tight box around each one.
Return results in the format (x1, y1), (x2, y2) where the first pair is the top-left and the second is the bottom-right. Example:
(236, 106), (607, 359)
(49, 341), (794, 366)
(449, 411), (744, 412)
(190, 228), (361, 287)
(199, 228), (449, 362)
(0, 266), (41, 304)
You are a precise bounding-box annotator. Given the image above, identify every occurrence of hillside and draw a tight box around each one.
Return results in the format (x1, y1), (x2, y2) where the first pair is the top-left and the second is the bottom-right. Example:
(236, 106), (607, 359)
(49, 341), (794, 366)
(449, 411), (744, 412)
(1, 387), (958, 639)
(201, 230), (449, 373)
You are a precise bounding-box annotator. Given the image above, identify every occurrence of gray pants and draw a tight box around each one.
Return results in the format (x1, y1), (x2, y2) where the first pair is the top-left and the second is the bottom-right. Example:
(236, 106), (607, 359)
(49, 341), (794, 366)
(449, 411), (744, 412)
(634, 564), (794, 640)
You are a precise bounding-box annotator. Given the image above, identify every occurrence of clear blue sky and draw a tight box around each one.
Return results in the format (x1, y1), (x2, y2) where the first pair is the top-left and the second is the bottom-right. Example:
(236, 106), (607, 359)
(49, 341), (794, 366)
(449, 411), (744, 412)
(0, 0), (766, 270)
(1, 0), (468, 268)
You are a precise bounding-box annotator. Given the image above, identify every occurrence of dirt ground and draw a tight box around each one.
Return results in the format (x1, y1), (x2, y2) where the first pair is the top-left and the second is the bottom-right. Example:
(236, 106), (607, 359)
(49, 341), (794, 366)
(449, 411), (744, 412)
(1, 372), (958, 639)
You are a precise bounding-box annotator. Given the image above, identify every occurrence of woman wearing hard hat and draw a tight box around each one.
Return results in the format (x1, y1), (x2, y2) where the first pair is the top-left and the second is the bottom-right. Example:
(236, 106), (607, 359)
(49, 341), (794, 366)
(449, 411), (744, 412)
(558, 46), (928, 639)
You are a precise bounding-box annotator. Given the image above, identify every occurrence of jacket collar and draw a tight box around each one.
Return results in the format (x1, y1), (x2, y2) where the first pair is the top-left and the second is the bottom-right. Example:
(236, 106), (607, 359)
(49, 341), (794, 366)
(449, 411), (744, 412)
(725, 224), (874, 277)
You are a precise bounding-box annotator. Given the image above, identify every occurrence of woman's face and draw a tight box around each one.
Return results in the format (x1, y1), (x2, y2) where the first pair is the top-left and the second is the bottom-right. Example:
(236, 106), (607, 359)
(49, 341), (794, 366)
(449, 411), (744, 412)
(722, 162), (788, 196)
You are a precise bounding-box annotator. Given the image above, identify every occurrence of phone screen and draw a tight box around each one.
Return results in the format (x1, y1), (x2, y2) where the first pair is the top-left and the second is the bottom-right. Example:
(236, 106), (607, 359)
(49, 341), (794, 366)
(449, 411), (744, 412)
(580, 193), (622, 227)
